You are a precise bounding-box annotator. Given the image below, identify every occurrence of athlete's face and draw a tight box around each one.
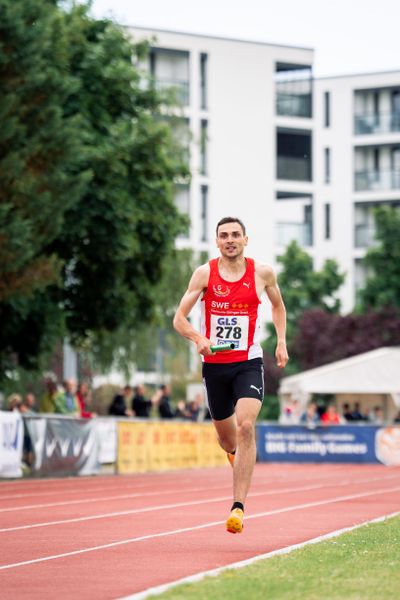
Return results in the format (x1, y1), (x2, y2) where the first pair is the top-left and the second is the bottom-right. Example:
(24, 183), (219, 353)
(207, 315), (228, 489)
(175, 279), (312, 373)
(216, 222), (248, 259)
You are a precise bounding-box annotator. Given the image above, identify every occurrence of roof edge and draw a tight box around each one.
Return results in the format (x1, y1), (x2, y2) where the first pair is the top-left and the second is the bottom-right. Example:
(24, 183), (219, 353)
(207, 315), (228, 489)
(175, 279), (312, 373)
(125, 24), (314, 53)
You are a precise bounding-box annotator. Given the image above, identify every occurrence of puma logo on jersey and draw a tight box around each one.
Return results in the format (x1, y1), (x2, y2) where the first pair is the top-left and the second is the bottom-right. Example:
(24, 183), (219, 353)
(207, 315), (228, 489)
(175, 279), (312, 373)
(243, 282), (251, 288)
(250, 385), (262, 395)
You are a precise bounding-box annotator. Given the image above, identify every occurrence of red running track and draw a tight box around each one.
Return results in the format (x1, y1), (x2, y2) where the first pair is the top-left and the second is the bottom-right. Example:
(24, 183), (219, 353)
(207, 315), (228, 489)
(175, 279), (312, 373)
(0, 463), (400, 599)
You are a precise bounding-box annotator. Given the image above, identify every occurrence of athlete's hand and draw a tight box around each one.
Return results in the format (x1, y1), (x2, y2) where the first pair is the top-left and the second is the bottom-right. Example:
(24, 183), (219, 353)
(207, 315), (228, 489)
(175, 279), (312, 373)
(196, 336), (213, 356)
(276, 341), (289, 368)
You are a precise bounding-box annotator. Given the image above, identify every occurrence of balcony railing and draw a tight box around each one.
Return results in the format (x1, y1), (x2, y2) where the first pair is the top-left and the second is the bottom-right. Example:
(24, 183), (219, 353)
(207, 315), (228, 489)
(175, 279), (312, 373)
(276, 93), (312, 118)
(154, 78), (189, 105)
(277, 156), (312, 181)
(354, 224), (376, 248)
(354, 111), (400, 135)
(276, 222), (312, 247)
(354, 169), (400, 191)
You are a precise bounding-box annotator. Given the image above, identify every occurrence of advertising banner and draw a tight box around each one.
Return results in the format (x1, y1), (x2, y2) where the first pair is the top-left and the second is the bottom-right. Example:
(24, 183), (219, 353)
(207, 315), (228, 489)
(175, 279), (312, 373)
(25, 416), (101, 476)
(0, 411), (23, 478)
(256, 424), (400, 465)
(117, 421), (226, 474)
(96, 418), (117, 464)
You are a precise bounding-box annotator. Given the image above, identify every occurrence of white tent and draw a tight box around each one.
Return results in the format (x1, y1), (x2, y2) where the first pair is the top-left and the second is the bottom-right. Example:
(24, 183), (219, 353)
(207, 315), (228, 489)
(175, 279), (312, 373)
(279, 347), (400, 419)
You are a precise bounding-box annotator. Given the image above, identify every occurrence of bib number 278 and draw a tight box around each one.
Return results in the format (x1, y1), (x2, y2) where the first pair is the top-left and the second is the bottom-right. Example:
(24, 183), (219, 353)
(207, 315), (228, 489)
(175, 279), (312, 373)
(210, 315), (249, 350)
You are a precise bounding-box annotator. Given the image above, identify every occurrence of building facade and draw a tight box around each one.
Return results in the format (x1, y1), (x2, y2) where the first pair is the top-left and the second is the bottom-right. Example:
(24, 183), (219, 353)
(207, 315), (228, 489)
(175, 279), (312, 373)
(129, 26), (400, 315)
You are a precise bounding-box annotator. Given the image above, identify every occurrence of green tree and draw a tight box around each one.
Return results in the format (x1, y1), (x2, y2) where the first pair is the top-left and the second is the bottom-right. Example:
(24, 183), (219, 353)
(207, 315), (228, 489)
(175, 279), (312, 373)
(266, 241), (345, 346)
(87, 248), (198, 381)
(358, 206), (400, 310)
(0, 0), (88, 372)
(0, 1), (188, 379)
(263, 241), (345, 396)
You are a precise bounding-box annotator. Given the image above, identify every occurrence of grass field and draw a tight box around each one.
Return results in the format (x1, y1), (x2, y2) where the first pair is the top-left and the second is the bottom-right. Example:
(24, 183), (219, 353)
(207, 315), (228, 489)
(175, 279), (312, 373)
(156, 515), (400, 600)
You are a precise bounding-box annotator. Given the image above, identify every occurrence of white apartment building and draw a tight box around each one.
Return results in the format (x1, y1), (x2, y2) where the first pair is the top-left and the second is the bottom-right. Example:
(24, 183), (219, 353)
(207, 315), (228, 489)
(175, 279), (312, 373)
(128, 26), (400, 315)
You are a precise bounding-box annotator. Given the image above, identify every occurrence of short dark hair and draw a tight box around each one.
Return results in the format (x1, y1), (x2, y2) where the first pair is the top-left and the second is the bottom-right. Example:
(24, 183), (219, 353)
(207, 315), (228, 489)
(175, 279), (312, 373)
(216, 217), (246, 236)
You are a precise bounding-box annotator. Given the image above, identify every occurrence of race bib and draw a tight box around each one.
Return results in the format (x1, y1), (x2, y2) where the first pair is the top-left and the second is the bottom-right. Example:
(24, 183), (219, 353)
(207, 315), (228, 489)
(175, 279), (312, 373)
(210, 315), (249, 350)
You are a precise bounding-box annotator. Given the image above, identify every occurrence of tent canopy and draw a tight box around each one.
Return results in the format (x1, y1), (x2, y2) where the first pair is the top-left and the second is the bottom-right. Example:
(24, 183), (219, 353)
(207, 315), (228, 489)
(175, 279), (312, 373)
(279, 347), (400, 397)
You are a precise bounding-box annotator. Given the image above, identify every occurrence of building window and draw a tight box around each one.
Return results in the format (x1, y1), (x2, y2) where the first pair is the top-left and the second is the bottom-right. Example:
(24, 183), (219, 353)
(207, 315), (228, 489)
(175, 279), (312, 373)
(174, 184), (190, 238)
(275, 63), (313, 118)
(200, 185), (208, 242)
(150, 48), (190, 106)
(324, 147), (331, 183)
(324, 91), (330, 127)
(200, 53), (208, 110)
(277, 129), (312, 181)
(200, 120), (208, 175)
(324, 203), (331, 239)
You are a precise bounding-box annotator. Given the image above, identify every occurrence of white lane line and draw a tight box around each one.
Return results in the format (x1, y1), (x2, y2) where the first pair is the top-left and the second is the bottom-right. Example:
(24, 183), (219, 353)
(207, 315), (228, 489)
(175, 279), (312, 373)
(119, 511), (400, 600)
(0, 483), (325, 533)
(1, 485), (400, 571)
(0, 472), (397, 515)
(0, 472), (320, 501)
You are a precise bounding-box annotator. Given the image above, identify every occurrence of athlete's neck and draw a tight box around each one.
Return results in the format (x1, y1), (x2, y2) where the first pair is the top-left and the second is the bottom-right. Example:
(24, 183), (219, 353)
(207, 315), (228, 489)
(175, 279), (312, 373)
(218, 256), (247, 279)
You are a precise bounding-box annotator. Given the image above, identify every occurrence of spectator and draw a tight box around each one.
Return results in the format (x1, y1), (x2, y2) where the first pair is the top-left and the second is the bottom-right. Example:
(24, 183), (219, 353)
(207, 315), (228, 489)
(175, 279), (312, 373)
(351, 402), (365, 422)
(186, 394), (203, 421)
(321, 404), (343, 425)
(109, 385), (133, 416)
(154, 384), (174, 419)
(280, 399), (301, 424)
(40, 377), (61, 413)
(77, 382), (96, 418)
(20, 393), (37, 415)
(7, 393), (22, 412)
(174, 399), (190, 419)
(342, 403), (354, 422)
(55, 379), (80, 416)
(300, 402), (320, 427)
(19, 393), (37, 467)
(132, 384), (153, 418)
(369, 406), (384, 425)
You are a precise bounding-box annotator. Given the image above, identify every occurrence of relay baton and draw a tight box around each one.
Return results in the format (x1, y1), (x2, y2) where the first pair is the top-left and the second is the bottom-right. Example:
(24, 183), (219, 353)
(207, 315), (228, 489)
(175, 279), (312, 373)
(210, 342), (235, 352)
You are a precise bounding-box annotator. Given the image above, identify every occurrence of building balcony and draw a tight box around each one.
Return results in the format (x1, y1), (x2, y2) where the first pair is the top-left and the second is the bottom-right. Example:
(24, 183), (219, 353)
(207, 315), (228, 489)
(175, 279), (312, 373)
(276, 222), (312, 247)
(277, 156), (312, 182)
(354, 111), (400, 135)
(354, 169), (400, 192)
(154, 78), (190, 106)
(354, 224), (376, 248)
(276, 93), (312, 118)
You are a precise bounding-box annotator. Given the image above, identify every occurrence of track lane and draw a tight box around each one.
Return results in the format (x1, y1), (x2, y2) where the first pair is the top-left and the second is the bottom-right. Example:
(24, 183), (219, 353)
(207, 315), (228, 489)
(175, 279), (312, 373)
(1, 464), (400, 599)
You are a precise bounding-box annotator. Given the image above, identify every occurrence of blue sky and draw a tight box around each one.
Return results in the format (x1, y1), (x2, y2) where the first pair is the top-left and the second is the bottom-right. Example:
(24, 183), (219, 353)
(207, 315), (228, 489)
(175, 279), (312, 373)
(90, 0), (400, 77)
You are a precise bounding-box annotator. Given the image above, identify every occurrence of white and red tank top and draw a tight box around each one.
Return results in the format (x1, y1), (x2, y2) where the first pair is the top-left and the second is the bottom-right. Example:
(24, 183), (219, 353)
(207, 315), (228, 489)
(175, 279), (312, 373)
(200, 257), (262, 364)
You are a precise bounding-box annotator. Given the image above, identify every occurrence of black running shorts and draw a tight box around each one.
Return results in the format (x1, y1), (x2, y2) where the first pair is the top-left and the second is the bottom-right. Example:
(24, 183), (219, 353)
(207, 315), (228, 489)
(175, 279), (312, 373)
(202, 358), (264, 421)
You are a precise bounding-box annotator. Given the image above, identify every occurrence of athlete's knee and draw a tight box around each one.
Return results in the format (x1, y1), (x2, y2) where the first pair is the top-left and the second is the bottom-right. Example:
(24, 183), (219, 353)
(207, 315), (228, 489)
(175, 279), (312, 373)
(217, 433), (236, 453)
(237, 419), (254, 443)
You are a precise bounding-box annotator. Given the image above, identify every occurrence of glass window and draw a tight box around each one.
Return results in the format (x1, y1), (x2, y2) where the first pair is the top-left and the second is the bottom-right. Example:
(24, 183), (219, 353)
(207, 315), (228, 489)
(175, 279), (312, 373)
(324, 91), (330, 127)
(200, 120), (208, 175)
(324, 203), (331, 239)
(200, 53), (208, 110)
(325, 147), (331, 184)
(200, 185), (208, 242)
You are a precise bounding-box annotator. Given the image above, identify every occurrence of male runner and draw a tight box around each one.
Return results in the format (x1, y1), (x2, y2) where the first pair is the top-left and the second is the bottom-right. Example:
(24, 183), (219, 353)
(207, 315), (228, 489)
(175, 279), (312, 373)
(173, 217), (288, 533)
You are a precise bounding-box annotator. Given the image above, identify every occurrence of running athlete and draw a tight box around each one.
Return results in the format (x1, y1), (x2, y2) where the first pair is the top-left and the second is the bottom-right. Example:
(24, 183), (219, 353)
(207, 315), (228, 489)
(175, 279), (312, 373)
(173, 217), (289, 534)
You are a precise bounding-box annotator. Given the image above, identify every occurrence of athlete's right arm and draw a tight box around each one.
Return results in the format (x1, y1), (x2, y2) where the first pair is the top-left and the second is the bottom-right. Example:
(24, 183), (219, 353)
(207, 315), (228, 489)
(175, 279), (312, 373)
(173, 264), (213, 356)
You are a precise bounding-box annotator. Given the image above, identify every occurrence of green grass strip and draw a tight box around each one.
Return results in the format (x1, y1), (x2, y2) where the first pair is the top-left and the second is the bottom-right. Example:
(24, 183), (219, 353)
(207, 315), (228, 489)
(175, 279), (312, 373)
(155, 515), (400, 600)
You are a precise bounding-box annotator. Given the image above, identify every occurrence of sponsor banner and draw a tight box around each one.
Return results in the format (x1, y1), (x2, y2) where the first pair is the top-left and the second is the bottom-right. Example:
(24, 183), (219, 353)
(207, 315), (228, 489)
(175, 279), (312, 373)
(375, 426), (400, 466)
(117, 421), (226, 474)
(256, 424), (389, 464)
(0, 411), (23, 478)
(24, 416), (101, 476)
(96, 418), (117, 464)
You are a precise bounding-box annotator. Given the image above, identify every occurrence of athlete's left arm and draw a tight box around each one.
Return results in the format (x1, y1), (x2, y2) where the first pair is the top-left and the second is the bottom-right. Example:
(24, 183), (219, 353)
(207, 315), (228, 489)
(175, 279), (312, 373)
(257, 263), (289, 368)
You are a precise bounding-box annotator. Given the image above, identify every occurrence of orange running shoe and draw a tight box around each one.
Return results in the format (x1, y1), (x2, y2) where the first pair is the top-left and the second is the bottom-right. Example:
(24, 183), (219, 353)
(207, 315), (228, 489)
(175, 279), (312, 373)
(227, 452), (235, 467)
(226, 508), (244, 534)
